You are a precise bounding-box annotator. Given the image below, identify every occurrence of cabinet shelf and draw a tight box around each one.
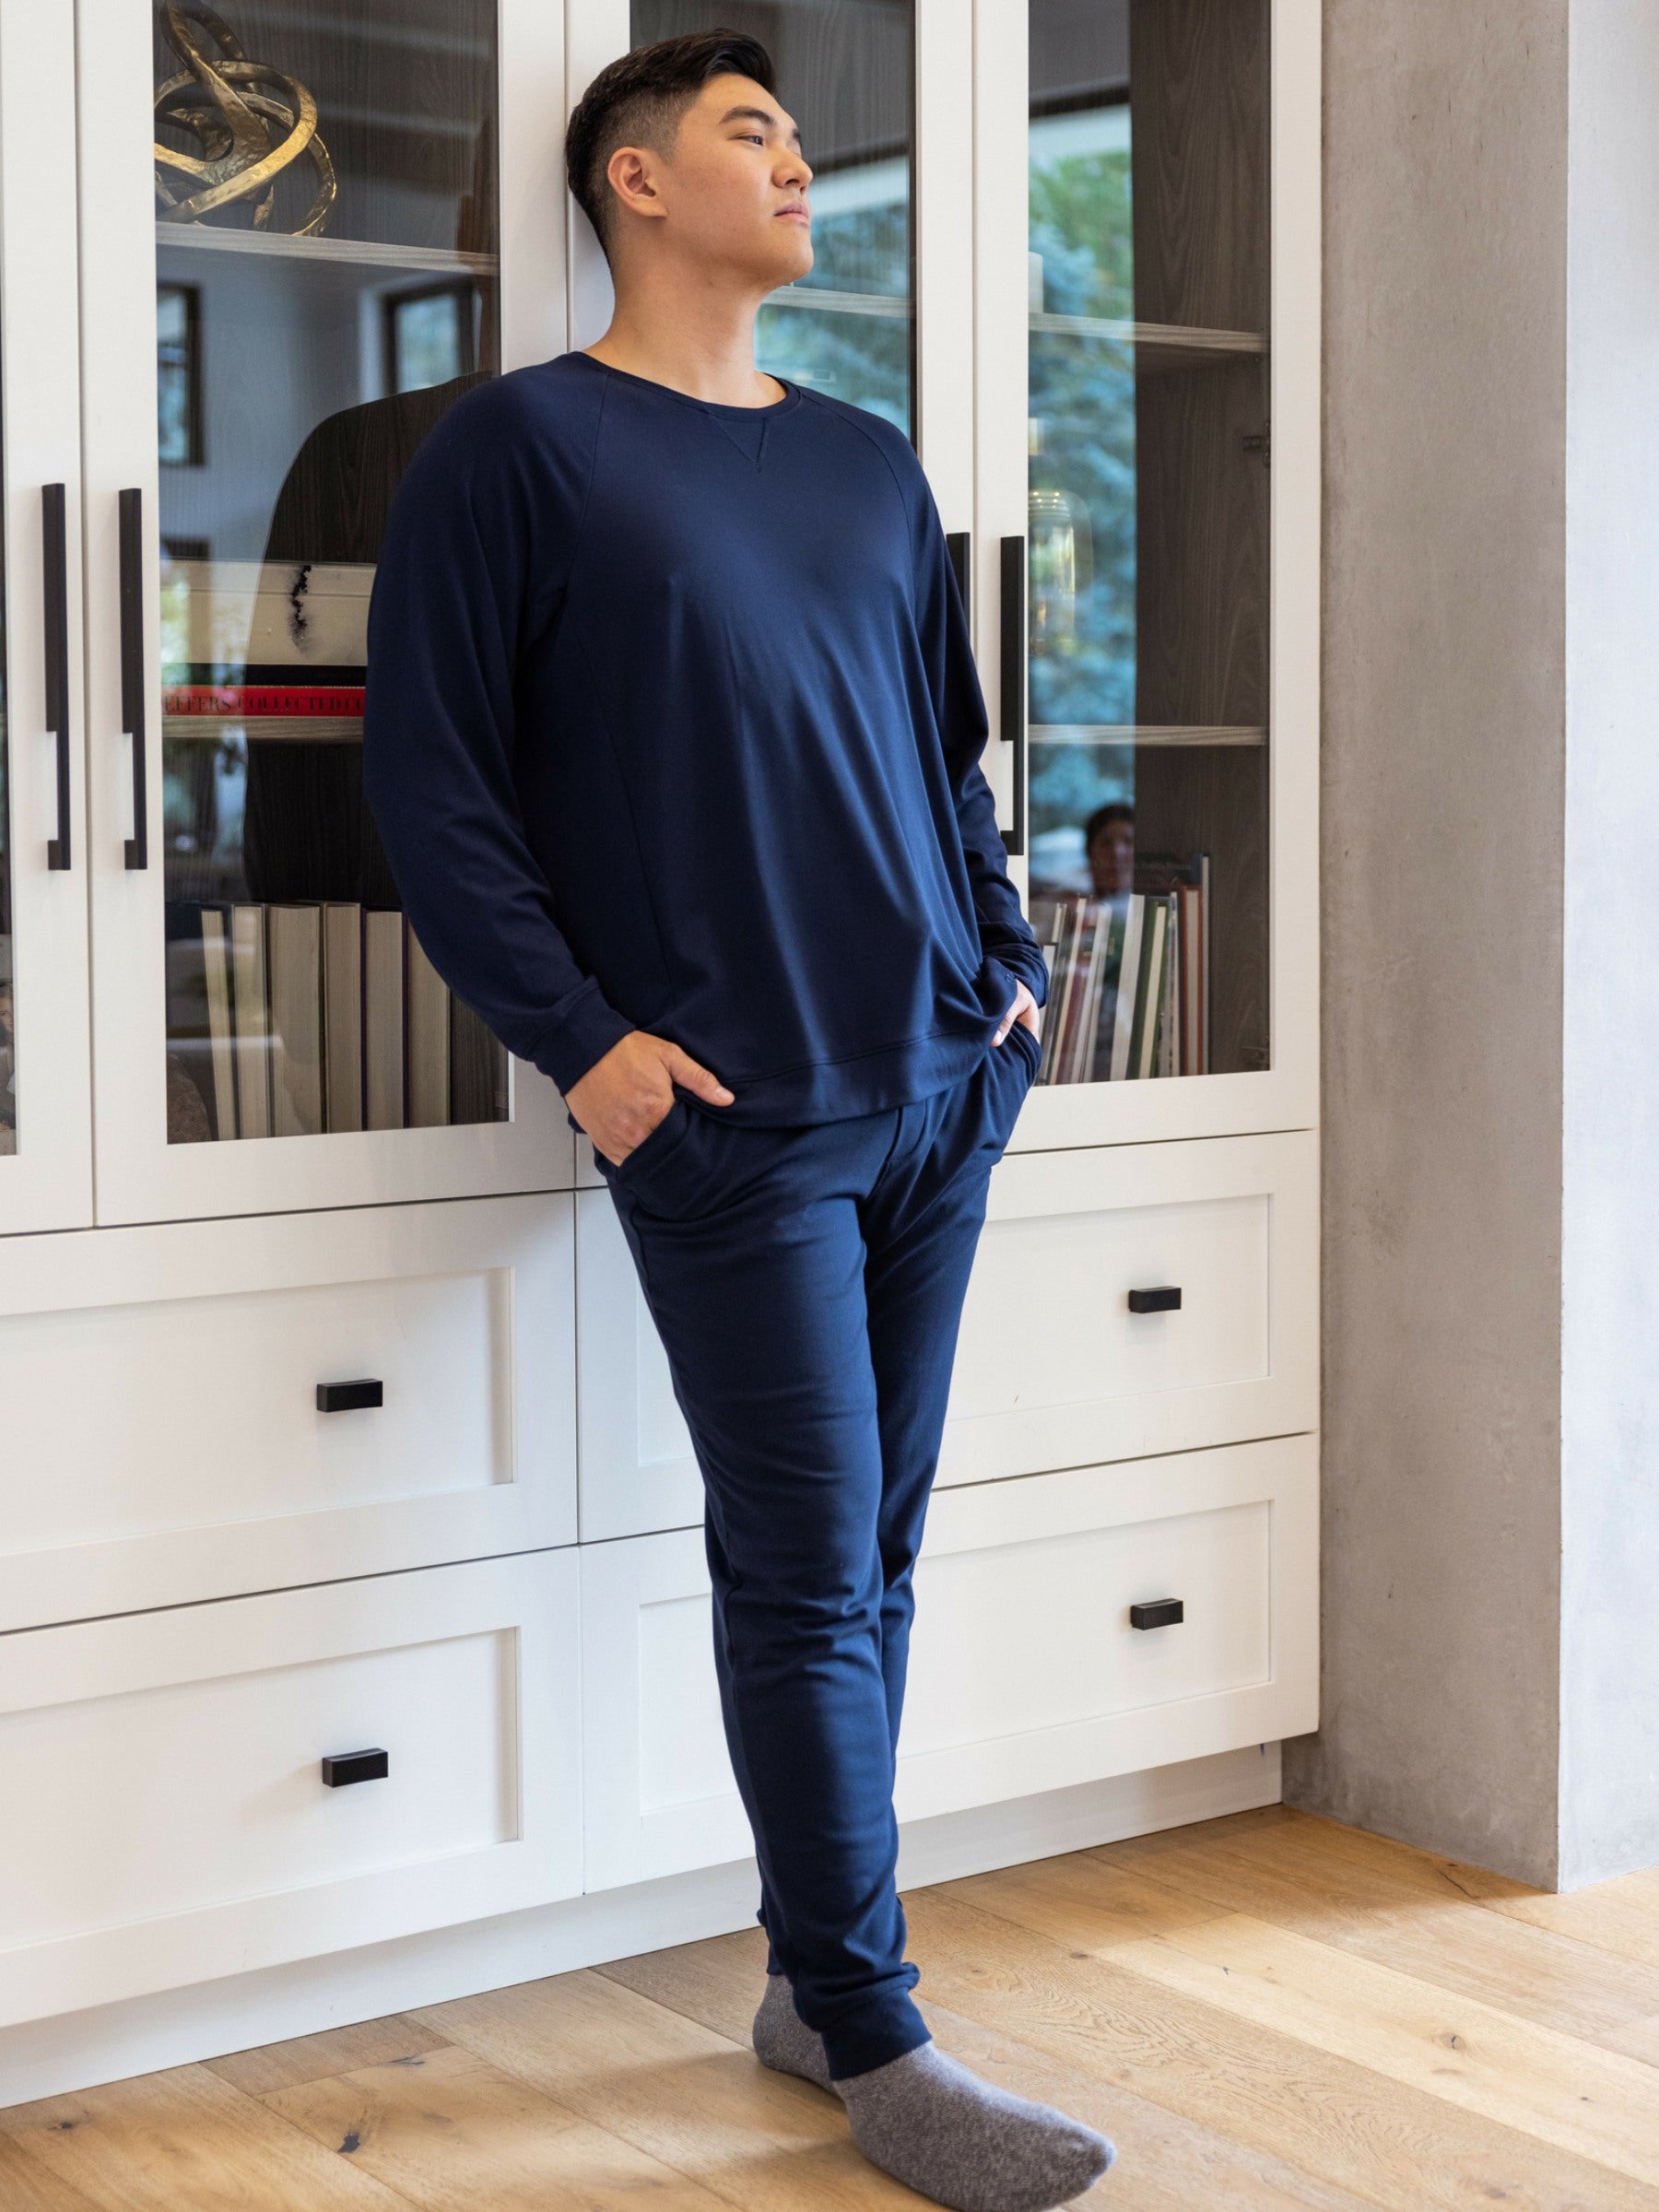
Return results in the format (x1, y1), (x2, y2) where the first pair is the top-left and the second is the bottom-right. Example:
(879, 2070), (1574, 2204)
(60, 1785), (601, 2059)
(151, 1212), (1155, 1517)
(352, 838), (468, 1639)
(764, 283), (912, 320)
(1030, 724), (1266, 749)
(154, 224), (496, 278)
(1030, 314), (1265, 372)
(163, 716), (362, 745)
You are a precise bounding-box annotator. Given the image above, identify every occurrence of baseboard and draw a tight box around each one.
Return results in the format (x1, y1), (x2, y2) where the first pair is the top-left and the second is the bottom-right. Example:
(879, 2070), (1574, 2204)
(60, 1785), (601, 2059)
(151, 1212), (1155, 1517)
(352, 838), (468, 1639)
(0, 1741), (1279, 2110)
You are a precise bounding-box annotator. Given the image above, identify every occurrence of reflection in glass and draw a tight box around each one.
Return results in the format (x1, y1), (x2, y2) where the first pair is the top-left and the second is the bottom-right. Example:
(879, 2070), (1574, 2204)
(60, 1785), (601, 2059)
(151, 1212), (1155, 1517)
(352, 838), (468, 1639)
(149, 0), (509, 1141)
(630, 0), (915, 436)
(1026, 0), (1269, 1087)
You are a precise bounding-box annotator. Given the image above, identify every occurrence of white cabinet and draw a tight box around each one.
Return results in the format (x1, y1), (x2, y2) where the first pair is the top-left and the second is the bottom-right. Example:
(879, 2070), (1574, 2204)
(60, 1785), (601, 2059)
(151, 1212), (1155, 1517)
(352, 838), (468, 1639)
(580, 1435), (1317, 1891)
(0, 1551), (582, 2028)
(0, 0), (1321, 2074)
(0, 0), (94, 1235)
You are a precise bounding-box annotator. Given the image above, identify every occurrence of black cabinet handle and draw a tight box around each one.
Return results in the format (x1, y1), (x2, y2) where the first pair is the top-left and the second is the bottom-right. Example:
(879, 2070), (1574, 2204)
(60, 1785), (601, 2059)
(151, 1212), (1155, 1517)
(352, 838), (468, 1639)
(118, 488), (148, 870)
(42, 485), (71, 871)
(999, 535), (1026, 858)
(316, 1378), (384, 1413)
(322, 1748), (389, 1787)
(1130, 1599), (1184, 1630)
(1127, 1286), (1182, 1314)
(946, 529), (971, 633)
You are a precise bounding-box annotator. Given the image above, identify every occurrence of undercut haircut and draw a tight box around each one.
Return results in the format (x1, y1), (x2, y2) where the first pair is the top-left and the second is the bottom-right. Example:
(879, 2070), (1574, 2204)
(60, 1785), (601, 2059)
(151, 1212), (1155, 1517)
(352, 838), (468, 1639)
(565, 29), (779, 262)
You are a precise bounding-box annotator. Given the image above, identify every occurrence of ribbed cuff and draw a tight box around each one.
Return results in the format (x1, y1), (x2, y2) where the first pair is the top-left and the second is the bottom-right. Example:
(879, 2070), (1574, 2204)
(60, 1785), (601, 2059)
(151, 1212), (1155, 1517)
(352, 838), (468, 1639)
(983, 942), (1049, 1019)
(527, 975), (638, 1097)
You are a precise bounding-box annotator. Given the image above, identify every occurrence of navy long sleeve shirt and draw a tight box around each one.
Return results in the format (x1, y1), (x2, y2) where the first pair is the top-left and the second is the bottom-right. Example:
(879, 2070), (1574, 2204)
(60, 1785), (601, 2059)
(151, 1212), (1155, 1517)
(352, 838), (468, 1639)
(362, 348), (1048, 1129)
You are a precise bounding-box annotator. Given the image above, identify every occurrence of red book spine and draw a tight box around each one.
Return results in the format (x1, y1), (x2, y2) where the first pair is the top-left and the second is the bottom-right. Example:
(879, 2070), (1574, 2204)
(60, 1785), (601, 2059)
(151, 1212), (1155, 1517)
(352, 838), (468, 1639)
(162, 685), (367, 717)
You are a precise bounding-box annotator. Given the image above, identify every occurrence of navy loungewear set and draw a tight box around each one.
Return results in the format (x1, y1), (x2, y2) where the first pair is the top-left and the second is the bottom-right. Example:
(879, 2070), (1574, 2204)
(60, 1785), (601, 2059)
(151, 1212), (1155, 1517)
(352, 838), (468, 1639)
(362, 350), (1051, 2082)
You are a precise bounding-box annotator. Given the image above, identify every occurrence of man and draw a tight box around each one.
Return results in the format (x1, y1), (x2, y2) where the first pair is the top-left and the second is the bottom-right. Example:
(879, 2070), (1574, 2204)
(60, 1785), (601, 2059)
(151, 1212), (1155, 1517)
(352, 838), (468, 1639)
(362, 30), (1115, 2212)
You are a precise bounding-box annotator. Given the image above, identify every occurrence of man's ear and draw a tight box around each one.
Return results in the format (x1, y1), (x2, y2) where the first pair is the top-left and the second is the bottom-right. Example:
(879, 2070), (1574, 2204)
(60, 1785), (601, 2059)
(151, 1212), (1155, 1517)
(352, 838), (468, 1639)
(605, 144), (669, 227)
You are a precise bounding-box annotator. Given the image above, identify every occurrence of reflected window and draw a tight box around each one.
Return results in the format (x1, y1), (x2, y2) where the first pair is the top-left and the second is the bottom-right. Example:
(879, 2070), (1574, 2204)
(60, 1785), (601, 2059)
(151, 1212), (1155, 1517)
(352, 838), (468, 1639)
(385, 281), (480, 394)
(157, 282), (203, 465)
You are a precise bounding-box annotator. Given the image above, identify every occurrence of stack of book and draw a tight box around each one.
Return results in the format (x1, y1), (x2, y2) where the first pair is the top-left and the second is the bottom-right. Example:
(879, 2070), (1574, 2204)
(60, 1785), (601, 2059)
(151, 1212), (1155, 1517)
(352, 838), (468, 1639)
(192, 901), (506, 1140)
(1030, 853), (1209, 1084)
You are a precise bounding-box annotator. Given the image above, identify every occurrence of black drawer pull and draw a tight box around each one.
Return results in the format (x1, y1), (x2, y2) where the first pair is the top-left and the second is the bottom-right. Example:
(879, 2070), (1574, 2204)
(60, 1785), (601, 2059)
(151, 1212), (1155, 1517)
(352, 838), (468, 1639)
(1127, 1286), (1182, 1314)
(1130, 1598), (1184, 1630)
(945, 529), (971, 624)
(42, 485), (71, 870)
(316, 1378), (383, 1413)
(999, 535), (1026, 857)
(118, 488), (148, 870)
(321, 1748), (389, 1788)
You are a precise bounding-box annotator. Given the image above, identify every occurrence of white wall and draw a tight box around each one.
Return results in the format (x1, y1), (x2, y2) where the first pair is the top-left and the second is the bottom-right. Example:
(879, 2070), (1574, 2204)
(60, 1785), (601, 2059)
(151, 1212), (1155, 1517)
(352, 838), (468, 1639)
(1561, 0), (1659, 1888)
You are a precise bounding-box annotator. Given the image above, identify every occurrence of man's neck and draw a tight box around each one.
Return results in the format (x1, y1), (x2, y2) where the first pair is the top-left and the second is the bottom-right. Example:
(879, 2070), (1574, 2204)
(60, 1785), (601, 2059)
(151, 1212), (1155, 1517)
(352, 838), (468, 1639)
(582, 260), (786, 408)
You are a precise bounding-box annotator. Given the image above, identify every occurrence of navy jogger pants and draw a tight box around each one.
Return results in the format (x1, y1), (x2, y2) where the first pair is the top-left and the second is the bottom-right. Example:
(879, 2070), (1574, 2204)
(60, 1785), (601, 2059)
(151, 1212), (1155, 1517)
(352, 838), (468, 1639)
(593, 1016), (1041, 2080)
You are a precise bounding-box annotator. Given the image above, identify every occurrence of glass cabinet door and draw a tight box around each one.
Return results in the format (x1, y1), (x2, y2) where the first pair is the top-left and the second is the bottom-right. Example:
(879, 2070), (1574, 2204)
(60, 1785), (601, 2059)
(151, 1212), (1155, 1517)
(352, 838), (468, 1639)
(80, 0), (571, 1224)
(985, 0), (1318, 1146)
(0, 0), (94, 1234)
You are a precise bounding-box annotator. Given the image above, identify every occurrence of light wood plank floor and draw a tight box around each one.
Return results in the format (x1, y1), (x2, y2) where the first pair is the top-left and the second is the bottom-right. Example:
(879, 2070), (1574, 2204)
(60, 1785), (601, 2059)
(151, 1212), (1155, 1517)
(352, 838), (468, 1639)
(6, 1805), (1659, 2210)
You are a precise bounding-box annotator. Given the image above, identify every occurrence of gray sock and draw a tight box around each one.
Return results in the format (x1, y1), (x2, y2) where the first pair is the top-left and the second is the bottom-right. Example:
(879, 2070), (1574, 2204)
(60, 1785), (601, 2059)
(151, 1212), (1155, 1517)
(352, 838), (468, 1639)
(750, 1970), (834, 2091)
(835, 2041), (1116, 2212)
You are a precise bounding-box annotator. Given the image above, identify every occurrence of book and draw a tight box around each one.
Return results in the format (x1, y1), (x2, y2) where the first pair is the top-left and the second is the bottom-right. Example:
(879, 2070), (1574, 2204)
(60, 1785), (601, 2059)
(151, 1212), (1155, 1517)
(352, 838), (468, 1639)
(200, 906), (238, 1140)
(362, 909), (406, 1131)
(1135, 851), (1210, 1078)
(451, 994), (508, 1124)
(1109, 894), (1146, 1081)
(404, 920), (452, 1128)
(323, 902), (364, 1133)
(229, 904), (272, 1138)
(1087, 897), (1129, 1081)
(266, 903), (324, 1136)
(1130, 896), (1169, 1080)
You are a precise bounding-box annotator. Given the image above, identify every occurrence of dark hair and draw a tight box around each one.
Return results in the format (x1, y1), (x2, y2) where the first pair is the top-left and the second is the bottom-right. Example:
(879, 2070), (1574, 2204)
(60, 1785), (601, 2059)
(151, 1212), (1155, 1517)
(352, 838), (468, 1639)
(565, 29), (777, 260)
(1085, 802), (1135, 845)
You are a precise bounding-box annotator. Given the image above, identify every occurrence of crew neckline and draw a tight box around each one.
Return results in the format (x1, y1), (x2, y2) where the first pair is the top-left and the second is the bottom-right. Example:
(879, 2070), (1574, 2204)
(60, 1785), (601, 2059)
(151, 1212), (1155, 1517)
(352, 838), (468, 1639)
(571, 348), (802, 421)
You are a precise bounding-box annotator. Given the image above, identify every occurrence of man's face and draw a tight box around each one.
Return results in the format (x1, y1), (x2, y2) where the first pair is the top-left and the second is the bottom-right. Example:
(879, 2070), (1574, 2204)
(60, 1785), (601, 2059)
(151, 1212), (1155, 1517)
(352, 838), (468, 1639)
(618, 72), (814, 288)
(1088, 818), (1135, 896)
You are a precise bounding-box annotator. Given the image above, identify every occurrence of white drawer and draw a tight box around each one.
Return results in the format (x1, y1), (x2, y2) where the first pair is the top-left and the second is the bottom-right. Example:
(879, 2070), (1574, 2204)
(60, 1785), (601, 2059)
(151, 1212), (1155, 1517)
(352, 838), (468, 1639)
(577, 1132), (1316, 1541)
(0, 1550), (580, 2027)
(942, 1130), (1317, 1484)
(0, 1197), (576, 1631)
(580, 1434), (1317, 1889)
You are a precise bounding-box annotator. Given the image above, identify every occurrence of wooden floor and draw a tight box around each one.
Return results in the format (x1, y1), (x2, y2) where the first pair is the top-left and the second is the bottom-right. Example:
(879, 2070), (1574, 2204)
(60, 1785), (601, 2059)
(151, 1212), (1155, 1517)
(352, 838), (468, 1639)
(6, 1806), (1659, 2209)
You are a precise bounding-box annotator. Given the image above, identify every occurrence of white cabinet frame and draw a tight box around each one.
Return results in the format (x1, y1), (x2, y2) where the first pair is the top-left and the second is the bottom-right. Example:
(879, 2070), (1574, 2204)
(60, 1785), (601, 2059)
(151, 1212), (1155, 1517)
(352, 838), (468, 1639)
(0, 0), (93, 1233)
(981, 0), (1322, 1150)
(73, 0), (577, 1226)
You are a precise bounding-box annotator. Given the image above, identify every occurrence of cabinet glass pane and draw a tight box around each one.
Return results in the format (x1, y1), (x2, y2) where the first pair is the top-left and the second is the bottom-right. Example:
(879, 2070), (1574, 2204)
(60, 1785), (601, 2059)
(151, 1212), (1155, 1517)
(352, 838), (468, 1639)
(150, 0), (508, 1141)
(0, 366), (11, 1158)
(630, 0), (915, 437)
(1027, 0), (1269, 1084)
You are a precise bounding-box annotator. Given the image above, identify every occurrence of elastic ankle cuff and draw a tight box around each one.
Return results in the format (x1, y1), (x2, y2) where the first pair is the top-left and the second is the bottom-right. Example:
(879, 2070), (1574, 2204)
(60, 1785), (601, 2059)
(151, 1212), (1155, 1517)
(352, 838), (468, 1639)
(823, 2005), (932, 2083)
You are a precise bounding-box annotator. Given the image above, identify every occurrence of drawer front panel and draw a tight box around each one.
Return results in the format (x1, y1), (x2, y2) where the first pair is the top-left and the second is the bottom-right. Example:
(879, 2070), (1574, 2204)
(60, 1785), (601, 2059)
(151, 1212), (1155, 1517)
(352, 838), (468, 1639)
(942, 1130), (1316, 1485)
(0, 1197), (576, 1630)
(578, 1133), (1315, 1543)
(905, 1500), (1271, 1755)
(6, 1269), (512, 1551)
(581, 1434), (1317, 1889)
(0, 1551), (580, 2026)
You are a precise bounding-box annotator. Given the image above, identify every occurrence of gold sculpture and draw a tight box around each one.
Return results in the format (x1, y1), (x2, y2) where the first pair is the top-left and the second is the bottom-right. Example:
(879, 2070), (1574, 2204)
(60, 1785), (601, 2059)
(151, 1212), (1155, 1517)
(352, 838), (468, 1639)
(154, 4), (336, 236)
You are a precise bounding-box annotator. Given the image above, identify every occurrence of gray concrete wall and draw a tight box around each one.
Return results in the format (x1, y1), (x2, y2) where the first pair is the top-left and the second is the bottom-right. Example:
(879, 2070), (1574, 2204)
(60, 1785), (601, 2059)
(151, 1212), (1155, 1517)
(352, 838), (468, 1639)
(1285, 0), (1569, 1884)
(1559, 0), (1659, 1887)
